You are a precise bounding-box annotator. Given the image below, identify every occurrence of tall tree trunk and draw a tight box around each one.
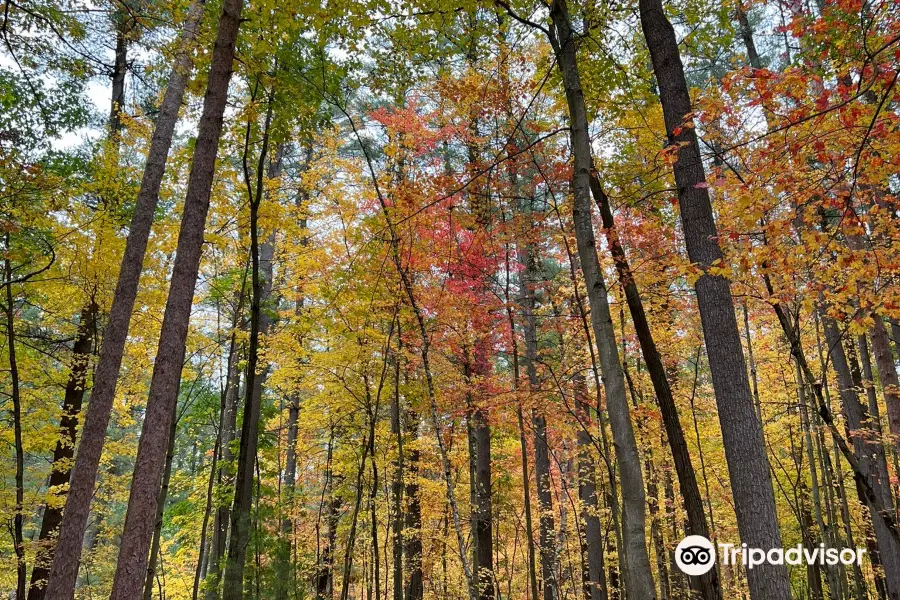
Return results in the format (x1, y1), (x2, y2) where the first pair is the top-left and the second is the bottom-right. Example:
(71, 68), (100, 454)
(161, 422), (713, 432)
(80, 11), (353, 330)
(589, 172), (721, 600)
(504, 182), (540, 600)
(390, 331), (404, 600)
(797, 361), (841, 598)
(4, 234), (26, 600)
(108, 11), (129, 136)
(143, 403), (181, 600)
(221, 116), (280, 600)
(316, 435), (340, 600)
(44, 4), (205, 597)
(274, 184), (307, 600)
(520, 237), (558, 600)
(822, 315), (900, 598)
(403, 413), (423, 600)
(646, 456), (669, 600)
(370, 417), (382, 600)
(206, 303), (245, 600)
(870, 318), (900, 445)
(193, 397), (223, 600)
(272, 398), (299, 600)
(105, 0), (244, 595)
(465, 341), (494, 600)
(573, 372), (607, 600)
(636, 0), (790, 597)
(547, 2), (656, 598)
(28, 304), (96, 600)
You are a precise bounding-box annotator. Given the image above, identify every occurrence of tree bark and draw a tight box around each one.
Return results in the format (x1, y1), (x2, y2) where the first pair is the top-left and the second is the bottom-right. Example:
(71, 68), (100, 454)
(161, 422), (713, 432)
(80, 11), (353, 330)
(205, 302), (244, 600)
(573, 372), (607, 600)
(547, 2), (656, 598)
(27, 304), (95, 600)
(520, 236), (558, 600)
(193, 395), (223, 600)
(221, 122), (280, 600)
(403, 412), (423, 600)
(390, 332), (404, 600)
(637, 0), (791, 597)
(589, 172), (721, 600)
(105, 0), (244, 595)
(272, 398), (299, 600)
(316, 435), (340, 600)
(822, 316), (900, 599)
(4, 233), (26, 600)
(143, 403), (180, 600)
(870, 317), (900, 445)
(274, 184), (306, 600)
(468, 343), (494, 600)
(44, 4), (205, 597)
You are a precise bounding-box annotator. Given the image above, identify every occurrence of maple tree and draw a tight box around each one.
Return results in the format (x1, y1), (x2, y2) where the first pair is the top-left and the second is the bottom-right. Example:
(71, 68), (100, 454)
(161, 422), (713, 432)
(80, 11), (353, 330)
(1, 0), (899, 599)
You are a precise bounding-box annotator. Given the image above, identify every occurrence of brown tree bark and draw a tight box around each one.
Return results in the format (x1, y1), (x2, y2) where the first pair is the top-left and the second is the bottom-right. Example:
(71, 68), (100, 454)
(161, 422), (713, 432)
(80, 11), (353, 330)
(143, 401), (180, 600)
(205, 303), (244, 600)
(637, 0), (791, 597)
(546, 2), (656, 597)
(4, 233), (26, 600)
(105, 0), (244, 595)
(589, 173), (721, 600)
(27, 304), (95, 600)
(870, 318), (900, 445)
(403, 412), (423, 600)
(466, 342), (494, 600)
(520, 238), (558, 600)
(822, 316), (900, 598)
(44, 3), (205, 597)
(573, 372), (607, 600)
(316, 434), (340, 600)
(221, 105), (280, 600)
(390, 329), (404, 600)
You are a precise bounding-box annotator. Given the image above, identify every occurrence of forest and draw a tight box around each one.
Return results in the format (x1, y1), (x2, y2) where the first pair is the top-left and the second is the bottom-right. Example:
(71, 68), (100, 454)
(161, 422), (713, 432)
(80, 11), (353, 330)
(1, 0), (899, 598)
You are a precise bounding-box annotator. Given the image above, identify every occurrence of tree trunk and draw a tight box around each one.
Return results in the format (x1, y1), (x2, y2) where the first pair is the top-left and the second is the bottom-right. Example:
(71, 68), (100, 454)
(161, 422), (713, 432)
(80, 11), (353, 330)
(316, 435), (340, 600)
(143, 404), (180, 600)
(574, 372), (607, 600)
(4, 234), (26, 600)
(108, 12), (129, 135)
(105, 0), (244, 595)
(44, 4), (205, 597)
(870, 318), (900, 446)
(822, 315), (900, 598)
(465, 342), (494, 600)
(547, 2), (656, 598)
(221, 121), (280, 600)
(637, 0), (791, 597)
(193, 398), (223, 600)
(390, 333), (404, 600)
(272, 398), (299, 600)
(520, 238), (558, 600)
(589, 172), (721, 600)
(28, 304), (95, 600)
(206, 306), (244, 600)
(274, 183), (307, 600)
(403, 413), (424, 600)
(797, 361), (842, 598)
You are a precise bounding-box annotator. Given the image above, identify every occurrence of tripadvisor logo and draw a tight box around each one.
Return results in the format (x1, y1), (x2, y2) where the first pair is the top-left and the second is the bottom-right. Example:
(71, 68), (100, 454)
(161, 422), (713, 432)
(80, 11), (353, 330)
(675, 535), (867, 576)
(675, 535), (716, 576)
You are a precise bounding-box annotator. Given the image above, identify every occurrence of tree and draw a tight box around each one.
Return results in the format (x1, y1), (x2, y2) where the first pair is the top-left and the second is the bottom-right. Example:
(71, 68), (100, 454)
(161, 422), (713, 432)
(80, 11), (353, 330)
(637, 0), (791, 597)
(104, 0), (245, 596)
